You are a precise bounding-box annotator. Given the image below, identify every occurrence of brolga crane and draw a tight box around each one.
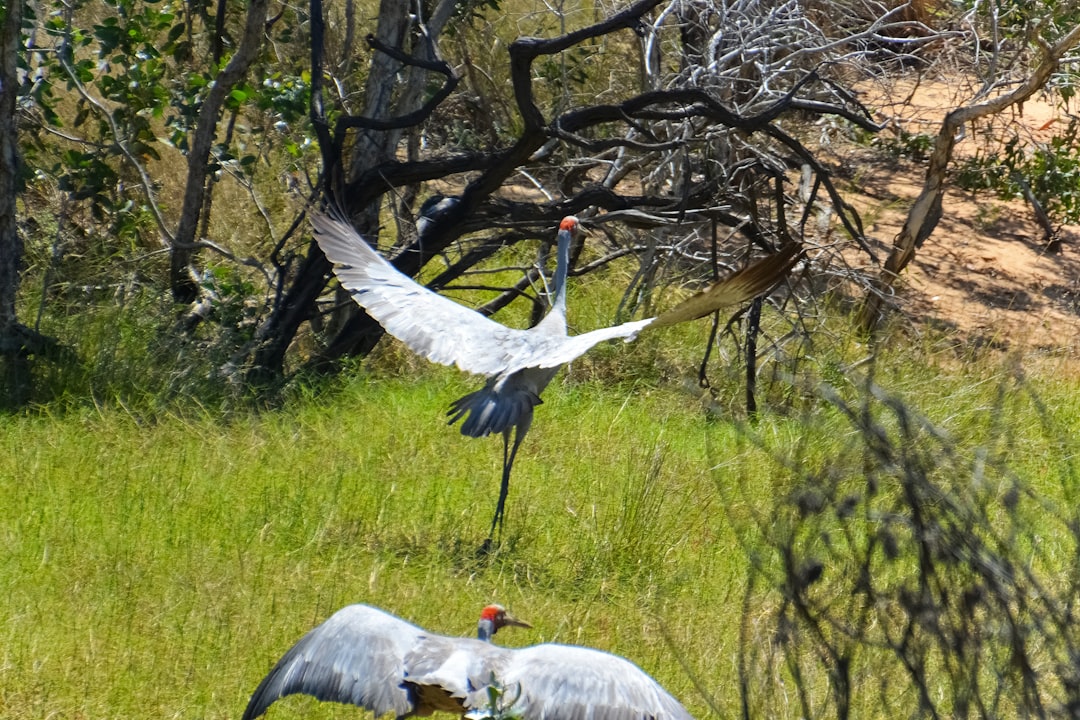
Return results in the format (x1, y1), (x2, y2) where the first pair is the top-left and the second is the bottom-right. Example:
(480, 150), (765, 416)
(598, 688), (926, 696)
(311, 211), (799, 546)
(242, 603), (693, 720)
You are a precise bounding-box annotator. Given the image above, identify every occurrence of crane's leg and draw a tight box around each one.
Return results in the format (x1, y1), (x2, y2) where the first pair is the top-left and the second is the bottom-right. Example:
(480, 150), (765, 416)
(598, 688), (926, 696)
(481, 424), (529, 554)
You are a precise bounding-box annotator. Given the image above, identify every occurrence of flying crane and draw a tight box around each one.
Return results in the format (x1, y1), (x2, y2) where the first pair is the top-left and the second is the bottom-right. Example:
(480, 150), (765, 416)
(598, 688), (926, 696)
(311, 211), (799, 544)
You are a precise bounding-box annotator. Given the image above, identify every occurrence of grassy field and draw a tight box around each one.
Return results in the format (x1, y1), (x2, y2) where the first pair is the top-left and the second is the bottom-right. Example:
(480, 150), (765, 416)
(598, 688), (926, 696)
(4, 333), (1080, 719)
(0, 369), (745, 719)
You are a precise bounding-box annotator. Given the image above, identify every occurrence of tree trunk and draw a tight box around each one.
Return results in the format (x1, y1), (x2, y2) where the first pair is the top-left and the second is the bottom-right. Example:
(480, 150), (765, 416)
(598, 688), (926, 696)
(0, 0), (31, 405)
(324, 0), (417, 360)
(0, 0), (71, 405)
(170, 0), (269, 302)
(249, 0), (459, 379)
(0, 0), (23, 339)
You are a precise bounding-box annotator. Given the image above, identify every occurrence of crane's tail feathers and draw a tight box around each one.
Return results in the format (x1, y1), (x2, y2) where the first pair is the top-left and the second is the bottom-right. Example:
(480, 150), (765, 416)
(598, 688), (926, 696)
(448, 386), (542, 438)
(650, 242), (802, 328)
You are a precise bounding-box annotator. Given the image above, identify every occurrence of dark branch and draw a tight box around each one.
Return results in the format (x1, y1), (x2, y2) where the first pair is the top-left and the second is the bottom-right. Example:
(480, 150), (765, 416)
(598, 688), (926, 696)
(764, 124), (876, 260)
(333, 35), (459, 133)
(309, 0), (335, 191)
(507, 0), (666, 130)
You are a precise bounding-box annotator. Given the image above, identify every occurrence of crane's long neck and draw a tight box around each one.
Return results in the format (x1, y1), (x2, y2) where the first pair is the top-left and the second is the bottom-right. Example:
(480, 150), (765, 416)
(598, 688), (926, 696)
(550, 227), (572, 316)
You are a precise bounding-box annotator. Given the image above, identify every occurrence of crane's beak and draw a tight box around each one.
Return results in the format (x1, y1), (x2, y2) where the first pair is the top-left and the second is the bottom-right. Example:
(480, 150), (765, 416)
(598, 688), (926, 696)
(502, 611), (532, 630)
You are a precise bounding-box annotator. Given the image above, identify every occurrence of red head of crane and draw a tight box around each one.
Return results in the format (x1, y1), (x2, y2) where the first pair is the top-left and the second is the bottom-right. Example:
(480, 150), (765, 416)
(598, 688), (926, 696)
(242, 603), (693, 720)
(311, 210), (799, 547)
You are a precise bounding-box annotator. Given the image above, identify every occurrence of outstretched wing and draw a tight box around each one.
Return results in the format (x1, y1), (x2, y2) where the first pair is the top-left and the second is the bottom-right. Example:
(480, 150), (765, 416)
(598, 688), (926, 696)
(650, 242), (801, 328)
(311, 211), (536, 377)
(505, 243), (801, 373)
(466, 644), (694, 720)
(242, 604), (425, 720)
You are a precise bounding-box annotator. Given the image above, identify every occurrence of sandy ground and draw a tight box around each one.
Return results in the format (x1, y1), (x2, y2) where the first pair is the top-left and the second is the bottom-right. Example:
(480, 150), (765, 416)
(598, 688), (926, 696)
(838, 78), (1080, 354)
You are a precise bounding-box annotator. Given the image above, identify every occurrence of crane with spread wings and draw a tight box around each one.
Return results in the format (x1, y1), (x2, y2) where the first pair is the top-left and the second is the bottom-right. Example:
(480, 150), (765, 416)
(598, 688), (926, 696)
(311, 211), (799, 546)
(243, 602), (693, 720)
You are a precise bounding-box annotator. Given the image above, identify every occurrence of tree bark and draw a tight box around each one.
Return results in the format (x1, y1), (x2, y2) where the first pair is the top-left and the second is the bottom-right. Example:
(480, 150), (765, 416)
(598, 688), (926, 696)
(248, 0), (425, 380)
(858, 24), (1080, 332)
(169, 0), (269, 302)
(0, 0), (23, 337)
(0, 0), (73, 405)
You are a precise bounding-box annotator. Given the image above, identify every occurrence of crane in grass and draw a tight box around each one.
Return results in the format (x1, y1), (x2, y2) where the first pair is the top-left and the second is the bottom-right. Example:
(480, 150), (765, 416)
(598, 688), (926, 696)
(311, 211), (799, 547)
(242, 603), (693, 720)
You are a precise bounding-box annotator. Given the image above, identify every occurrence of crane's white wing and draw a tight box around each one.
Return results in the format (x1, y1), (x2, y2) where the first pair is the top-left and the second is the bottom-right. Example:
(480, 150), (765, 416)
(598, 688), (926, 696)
(313, 210), (797, 382)
(498, 318), (657, 377)
(498, 241), (799, 375)
(466, 644), (694, 720)
(311, 211), (537, 377)
(242, 604), (425, 720)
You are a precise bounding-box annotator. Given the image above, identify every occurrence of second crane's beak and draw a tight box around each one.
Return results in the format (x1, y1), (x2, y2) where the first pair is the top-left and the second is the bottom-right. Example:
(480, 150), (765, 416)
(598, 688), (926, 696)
(502, 610), (532, 630)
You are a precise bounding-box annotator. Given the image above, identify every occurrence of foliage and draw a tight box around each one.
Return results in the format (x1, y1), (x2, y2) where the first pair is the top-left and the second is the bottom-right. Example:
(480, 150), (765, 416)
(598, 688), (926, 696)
(18, 0), (317, 281)
(475, 674), (525, 720)
(955, 119), (1080, 225)
(874, 129), (935, 162)
(963, 0), (1080, 46)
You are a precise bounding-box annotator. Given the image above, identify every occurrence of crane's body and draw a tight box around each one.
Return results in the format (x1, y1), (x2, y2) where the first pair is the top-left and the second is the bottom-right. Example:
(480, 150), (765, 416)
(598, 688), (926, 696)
(311, 211), (798, 544)
(242, 603), (694, 720)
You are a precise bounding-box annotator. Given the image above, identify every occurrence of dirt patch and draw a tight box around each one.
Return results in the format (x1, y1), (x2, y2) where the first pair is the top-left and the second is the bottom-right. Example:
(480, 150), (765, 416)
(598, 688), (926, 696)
(840, 79), (1080, 353)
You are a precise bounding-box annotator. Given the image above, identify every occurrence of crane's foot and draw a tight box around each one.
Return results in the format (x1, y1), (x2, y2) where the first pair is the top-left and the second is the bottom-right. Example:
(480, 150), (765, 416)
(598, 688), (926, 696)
(476, 536), (496, 558)
(478, 508), (504, 559)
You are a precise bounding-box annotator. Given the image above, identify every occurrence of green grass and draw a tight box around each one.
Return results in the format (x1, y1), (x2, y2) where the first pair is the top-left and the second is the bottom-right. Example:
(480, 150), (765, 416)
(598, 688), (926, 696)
(0, 370), (737, 719)
(4, 338), (1080, 718)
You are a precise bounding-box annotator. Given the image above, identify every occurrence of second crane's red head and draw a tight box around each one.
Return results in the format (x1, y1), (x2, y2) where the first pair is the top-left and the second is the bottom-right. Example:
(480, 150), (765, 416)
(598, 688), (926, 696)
(477, 604), (532, 641)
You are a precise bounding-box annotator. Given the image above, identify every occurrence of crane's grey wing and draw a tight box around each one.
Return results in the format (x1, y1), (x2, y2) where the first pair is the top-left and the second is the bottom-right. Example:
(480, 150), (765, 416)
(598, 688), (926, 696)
(472, 644), (694, 720)
(311, 211), (534, 377)
(402, 636), (512, 712)
(243, 604), (426, 720)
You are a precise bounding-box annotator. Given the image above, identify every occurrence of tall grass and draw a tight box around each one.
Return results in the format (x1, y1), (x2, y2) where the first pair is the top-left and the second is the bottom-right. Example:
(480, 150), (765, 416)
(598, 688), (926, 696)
(0, 373), (730, 719)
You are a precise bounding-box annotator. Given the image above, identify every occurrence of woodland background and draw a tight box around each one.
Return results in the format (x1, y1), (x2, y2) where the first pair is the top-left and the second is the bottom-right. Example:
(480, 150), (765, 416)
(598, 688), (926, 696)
(5, 1), (1080, 719)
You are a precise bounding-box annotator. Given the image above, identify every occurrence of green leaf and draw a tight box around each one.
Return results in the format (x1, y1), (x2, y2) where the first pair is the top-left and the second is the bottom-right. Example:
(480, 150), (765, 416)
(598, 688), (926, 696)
(166, 21), (184, 44)
(93, 23), (123, 53)
(74, 59), (95, 83)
